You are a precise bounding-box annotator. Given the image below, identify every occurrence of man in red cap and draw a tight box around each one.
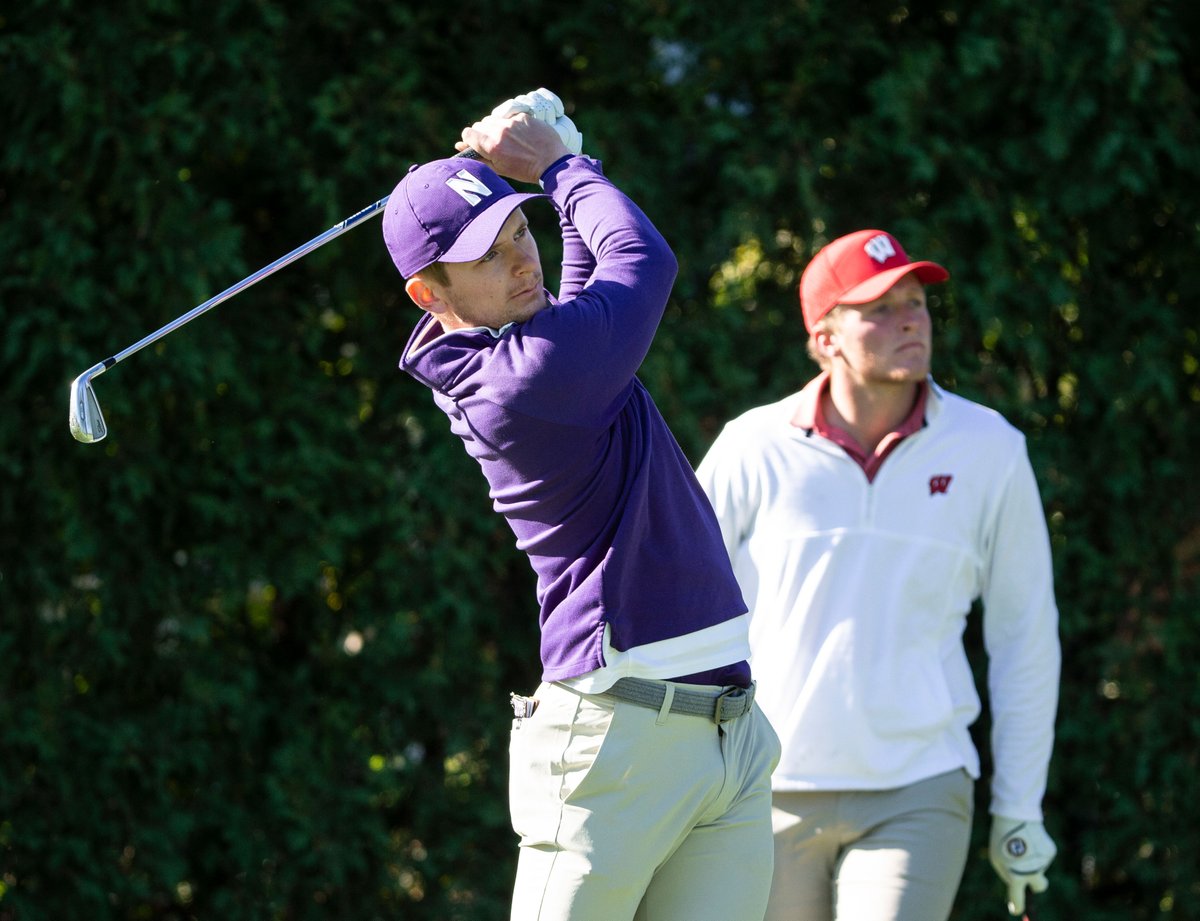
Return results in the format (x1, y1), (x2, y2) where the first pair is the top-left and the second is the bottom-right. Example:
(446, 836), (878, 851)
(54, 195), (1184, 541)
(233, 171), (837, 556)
(696, 229), (1061, 921)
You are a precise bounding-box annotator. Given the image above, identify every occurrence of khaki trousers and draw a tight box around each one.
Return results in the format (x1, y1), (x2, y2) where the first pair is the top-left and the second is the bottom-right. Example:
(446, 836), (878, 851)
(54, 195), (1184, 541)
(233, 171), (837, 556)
(508, 680), (781, 921)
(766, 769), (974, 921)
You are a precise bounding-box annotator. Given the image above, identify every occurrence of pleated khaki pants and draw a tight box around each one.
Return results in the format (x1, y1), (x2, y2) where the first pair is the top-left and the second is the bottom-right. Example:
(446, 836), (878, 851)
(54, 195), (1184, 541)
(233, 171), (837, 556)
(766, 769), (974, 921)
(508, 680), (781, 921)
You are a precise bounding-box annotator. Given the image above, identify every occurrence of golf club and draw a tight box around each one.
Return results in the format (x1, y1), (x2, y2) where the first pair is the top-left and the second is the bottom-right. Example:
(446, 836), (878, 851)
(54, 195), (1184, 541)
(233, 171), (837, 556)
(68, 149), (481, 444)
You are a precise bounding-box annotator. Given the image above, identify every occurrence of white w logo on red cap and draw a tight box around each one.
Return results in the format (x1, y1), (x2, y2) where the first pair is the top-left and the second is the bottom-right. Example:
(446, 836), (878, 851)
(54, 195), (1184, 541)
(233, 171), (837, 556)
(445, 170), (493, 206)
(864, 234), (897, 264)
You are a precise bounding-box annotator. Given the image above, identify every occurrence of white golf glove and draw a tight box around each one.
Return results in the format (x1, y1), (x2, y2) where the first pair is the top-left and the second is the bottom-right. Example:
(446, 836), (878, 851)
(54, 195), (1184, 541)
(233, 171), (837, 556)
(989, 816), (1057, 915)
(491, 87), (583, 156)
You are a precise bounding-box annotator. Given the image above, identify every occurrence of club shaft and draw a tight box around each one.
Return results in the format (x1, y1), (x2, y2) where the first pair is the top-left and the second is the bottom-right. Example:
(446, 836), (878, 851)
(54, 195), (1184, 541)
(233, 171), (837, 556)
(99, 149), (481, 371)
(103, 195), (391, 370)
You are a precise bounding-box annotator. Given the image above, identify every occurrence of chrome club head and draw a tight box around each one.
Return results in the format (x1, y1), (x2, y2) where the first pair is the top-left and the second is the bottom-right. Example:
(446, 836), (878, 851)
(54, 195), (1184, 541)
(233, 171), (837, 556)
(69, 366), (108, 443)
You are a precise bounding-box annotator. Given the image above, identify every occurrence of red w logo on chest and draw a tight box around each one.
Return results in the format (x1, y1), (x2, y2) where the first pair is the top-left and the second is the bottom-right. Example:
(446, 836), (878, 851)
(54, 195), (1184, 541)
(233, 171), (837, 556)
(929, 474), (953, 496)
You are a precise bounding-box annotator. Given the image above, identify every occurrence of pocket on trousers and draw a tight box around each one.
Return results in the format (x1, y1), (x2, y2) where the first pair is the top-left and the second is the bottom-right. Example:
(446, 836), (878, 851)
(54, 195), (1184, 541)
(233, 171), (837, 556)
(554, 694), (614, 804)
(509, 687), (615, 844)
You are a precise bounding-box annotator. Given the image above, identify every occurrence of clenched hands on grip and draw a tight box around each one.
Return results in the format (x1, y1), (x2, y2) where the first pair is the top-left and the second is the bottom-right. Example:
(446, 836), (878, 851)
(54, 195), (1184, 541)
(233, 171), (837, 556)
(490, 87), (583, 155)
(455, 87), (583, 184)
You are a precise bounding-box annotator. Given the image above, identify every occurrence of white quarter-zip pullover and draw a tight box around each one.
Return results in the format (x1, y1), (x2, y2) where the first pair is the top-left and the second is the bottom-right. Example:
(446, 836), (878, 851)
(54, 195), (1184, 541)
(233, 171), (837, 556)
(697, 377), (1060, 820)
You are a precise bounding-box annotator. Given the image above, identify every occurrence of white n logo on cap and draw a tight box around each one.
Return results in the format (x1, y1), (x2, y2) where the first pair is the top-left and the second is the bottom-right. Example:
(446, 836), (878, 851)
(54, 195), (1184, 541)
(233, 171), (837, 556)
(864, 234), (897, 264)
(446, 170), (493, 206)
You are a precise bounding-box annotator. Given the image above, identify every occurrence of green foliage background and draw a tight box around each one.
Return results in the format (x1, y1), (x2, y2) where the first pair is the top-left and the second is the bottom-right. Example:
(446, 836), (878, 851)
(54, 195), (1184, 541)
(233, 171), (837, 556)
(2, 0), (1198, 918)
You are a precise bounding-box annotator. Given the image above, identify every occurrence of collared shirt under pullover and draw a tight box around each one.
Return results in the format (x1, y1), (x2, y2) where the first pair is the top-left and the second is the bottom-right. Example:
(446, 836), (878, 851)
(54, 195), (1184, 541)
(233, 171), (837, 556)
(696, 375), (1060, 820)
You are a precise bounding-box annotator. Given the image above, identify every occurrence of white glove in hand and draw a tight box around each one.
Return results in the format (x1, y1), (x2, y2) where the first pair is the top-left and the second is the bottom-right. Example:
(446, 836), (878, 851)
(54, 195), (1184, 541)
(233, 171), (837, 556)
(550, 115), (583, 157)
(491, 87), (583, 156)
(492, 87), (562, 123)
(988, 816), (1057, 915)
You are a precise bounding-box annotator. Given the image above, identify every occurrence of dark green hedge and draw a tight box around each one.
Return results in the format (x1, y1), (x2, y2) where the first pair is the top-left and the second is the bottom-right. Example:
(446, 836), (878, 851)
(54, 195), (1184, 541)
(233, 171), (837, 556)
(2, 1), (1198, 918)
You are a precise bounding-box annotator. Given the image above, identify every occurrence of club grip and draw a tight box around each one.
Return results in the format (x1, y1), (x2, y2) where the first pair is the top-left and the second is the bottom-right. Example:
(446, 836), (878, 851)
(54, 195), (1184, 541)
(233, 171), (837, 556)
(455, 148), (482, 160)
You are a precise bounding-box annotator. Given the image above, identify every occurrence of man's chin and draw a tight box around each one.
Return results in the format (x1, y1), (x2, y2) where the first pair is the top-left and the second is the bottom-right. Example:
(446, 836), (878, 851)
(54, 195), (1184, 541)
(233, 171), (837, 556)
(517, 290), (549, 318)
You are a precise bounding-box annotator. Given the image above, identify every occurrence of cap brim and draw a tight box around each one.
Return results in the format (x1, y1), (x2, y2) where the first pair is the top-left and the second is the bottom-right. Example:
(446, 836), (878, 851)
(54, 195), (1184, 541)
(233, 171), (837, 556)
(439, 191), (547, 265)
(839, 261), (950, 305)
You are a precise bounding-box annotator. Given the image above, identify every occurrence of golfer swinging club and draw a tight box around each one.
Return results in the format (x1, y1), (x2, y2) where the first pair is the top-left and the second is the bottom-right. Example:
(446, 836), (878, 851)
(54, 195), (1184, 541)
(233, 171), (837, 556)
(382, 90), (780, 920)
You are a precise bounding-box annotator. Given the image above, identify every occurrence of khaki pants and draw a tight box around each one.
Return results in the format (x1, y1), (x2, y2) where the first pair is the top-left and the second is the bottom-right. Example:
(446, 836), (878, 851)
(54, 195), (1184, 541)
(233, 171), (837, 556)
(766, 769), (974, 921)
(508, 680), (781, 921)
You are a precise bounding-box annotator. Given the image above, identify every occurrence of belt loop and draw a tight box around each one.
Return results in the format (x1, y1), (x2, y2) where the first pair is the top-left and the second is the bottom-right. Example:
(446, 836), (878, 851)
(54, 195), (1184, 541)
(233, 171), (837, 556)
(655, 683), (675, 725)
(713, 686), (744, 724)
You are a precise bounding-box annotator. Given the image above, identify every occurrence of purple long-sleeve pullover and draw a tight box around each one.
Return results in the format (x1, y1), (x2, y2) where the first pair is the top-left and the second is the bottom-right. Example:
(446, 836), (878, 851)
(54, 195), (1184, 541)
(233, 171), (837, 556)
(401, 155), (746, 682)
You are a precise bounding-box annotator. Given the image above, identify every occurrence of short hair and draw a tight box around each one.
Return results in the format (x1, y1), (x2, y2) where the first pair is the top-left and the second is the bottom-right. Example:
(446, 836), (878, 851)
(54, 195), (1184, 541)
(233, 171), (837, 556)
(805, 305), (841, 370)
(418, 261), (451, 287)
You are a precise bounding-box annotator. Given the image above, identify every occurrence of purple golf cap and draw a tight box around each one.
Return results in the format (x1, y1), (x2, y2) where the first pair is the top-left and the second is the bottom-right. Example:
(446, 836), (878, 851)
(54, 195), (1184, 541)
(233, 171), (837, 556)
(382, 157), (547, 278)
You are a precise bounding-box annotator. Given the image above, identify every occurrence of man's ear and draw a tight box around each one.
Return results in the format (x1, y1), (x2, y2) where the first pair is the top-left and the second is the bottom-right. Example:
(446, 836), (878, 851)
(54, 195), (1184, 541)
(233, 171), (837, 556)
(814, 327), (839, 360)
(405, 276), (441, 313)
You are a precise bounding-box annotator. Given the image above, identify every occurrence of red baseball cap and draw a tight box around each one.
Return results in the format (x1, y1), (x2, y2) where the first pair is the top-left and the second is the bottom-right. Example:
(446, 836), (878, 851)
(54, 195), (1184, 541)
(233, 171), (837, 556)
(798, 229), (949, 332)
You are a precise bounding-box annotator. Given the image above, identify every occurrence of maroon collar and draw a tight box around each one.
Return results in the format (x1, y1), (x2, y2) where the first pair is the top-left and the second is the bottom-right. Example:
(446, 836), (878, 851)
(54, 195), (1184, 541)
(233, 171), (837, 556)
(792, 374), (928, 482)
